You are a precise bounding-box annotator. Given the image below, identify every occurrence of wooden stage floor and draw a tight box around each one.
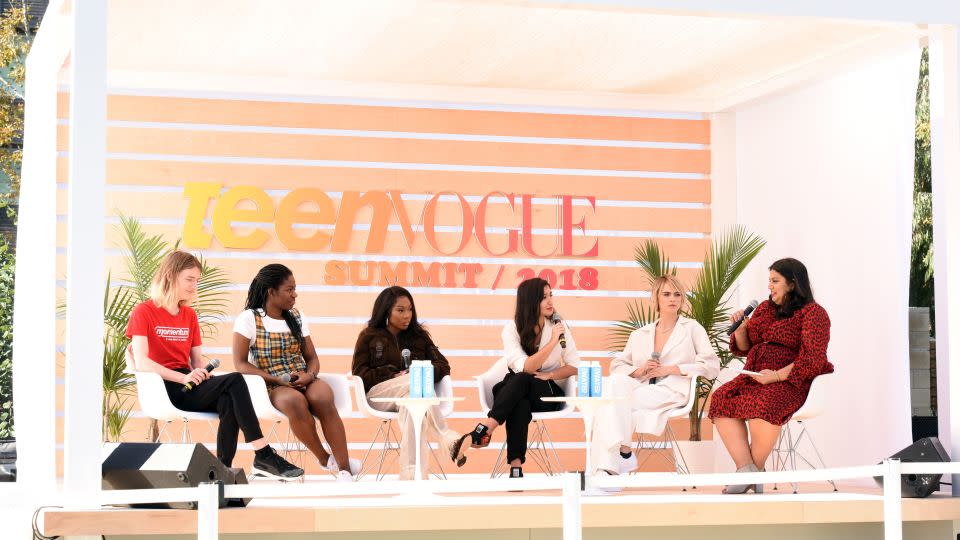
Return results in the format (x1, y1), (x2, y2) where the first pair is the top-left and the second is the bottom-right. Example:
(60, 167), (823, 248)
(40, 478), (960, 537)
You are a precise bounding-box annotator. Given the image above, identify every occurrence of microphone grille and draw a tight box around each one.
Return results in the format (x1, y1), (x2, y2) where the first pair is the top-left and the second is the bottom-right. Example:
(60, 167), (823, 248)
(651, 352), (661, 360)
(748, 300), (759, 310)
(209, 358), (221, 368)
(279, 373), (291, 383)
(551, 312), (562, 323)
(401, 348), (411, 358)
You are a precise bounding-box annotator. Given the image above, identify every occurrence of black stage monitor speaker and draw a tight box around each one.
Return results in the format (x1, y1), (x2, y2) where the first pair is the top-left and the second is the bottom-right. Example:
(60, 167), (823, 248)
(102, 442), (250, 509)
(874, 437), (951, 498)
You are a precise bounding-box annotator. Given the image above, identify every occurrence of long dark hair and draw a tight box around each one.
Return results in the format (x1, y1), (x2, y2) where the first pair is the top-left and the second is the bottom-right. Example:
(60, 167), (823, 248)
(367, 286), (431, 341)
(515, 277), (550, 356)
(244, 264), (304, 347)
(769, 258), (814, 319)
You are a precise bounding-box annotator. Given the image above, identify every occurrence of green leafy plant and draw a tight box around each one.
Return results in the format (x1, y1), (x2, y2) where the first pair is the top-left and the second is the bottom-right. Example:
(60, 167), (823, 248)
(610, 226), (766, 441)
(0, 236), (14, 438)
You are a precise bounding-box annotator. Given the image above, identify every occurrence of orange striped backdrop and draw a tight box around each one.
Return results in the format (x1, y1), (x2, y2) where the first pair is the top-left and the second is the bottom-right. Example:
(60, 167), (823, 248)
(55, 91), (711, 476)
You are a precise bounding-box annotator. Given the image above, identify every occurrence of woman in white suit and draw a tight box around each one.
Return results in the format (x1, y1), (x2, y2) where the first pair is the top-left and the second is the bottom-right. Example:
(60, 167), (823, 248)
(591, 275), (720, 474)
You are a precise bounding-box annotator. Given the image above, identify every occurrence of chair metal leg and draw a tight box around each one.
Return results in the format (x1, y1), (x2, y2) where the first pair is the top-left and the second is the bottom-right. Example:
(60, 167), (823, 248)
(357, 419), (401, 480)
(490, 440), (509, 479)
(181, 419), (190, 443)
(795, 422), (838, 492)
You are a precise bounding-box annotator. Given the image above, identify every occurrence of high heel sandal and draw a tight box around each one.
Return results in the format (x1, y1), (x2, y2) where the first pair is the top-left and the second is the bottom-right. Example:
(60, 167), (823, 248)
(722, 463), (764, 494)
(450, 424), (491, 467)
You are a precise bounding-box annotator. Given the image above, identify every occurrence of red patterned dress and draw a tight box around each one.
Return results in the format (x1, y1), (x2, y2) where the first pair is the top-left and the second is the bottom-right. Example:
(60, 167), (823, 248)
(708, 300), (834, 425)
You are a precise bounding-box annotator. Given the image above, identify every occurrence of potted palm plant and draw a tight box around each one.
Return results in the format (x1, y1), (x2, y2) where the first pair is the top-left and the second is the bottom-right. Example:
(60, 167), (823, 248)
(609, 226), (765, 470)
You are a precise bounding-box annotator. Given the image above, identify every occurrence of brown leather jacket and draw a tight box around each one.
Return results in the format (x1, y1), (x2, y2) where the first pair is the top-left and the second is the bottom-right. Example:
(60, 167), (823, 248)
(351, 327), (451, 392)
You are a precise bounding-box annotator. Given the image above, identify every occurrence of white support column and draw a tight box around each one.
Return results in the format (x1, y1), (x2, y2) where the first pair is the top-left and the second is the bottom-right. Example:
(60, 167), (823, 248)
(62, 0), (107, 504)
(930, 24), (960, 495)
(11, 5), (63, 492)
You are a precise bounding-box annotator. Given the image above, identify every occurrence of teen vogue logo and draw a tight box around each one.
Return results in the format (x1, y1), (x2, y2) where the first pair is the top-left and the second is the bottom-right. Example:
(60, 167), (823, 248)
(156, 326), (190, 342)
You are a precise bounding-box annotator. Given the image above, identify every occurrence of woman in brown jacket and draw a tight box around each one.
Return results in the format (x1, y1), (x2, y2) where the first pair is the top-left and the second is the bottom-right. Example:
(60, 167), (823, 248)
(351, 286), (461, 480)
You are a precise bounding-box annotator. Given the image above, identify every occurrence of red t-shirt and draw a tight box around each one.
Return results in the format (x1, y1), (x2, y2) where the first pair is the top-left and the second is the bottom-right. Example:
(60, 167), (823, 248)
(125, 301), (202, 371)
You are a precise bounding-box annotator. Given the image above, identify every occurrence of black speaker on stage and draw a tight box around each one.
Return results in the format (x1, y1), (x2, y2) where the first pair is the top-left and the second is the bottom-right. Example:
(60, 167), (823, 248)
(874, 437), (951, 498)
(102, 442), (250, 509)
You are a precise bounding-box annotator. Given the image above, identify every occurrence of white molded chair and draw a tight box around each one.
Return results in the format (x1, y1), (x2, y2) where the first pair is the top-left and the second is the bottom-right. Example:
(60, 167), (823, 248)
(634, 376), (700, 475)
(242, 372), (352, 478)
(475, 359), (577, 477)
(770, 373), (837, 493)
(132, 371), (219, 443)
(349, 374), (455, 480)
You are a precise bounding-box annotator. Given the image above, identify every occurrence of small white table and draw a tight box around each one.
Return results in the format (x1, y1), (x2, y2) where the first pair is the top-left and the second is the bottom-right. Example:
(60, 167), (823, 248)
(541, 396), (625, 478)
(369, 396), (463, 486)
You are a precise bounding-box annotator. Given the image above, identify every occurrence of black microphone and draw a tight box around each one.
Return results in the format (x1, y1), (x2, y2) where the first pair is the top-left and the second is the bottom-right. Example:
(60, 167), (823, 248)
(181, 358), (220, 392)
(726, 300), (759, 336)
(551, 313), (566, 349)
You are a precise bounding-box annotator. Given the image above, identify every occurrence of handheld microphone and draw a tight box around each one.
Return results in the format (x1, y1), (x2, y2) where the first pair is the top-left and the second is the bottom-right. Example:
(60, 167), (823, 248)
(726, 300), (759, 336)
(279, 373), (299, 384)
(401, 348), (411, 369)
(649, 351), (661, 384)
(181, 358), (220, 392)
(551, 313), (566, 349)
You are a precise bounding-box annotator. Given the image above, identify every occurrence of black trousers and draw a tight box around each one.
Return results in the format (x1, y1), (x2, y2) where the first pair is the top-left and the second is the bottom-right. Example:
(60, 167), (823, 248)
(488, 371), (564, 464)
(164, 371), (263, 467)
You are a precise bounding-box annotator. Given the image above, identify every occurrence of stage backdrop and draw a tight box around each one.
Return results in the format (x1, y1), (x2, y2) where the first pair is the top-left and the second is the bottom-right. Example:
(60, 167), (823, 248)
(54, 90), (711, 476)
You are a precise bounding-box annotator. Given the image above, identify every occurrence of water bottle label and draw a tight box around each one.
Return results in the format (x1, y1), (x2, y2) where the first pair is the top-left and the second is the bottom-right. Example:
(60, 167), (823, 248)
(409, 362), (424, 398)
(590, 362), (602, 397)
(578, 365), (591, 397)
(422, 362), (435, 397)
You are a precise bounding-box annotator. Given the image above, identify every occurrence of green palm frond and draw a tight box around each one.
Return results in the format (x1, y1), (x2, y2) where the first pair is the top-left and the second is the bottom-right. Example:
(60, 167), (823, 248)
(119, 214), (170, 301)
(633, 239), (676, 287)
(195, 256), (232, 339)
(609, 300), (657, 352)
(103, 272), (138, 337)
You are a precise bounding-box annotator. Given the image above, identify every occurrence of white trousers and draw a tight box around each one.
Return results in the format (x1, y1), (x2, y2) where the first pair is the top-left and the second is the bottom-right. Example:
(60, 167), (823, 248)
(367, 373), (458, 478)
(591, 373), (685, 473)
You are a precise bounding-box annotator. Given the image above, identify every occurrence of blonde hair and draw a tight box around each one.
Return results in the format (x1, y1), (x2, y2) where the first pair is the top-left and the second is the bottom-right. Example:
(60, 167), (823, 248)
(150, 250), (202, 310)
(651, 275), (687, 313)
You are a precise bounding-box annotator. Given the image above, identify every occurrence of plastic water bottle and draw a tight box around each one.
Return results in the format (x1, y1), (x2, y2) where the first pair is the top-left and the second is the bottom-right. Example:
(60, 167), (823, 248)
(421, 360), (435, 398)
(590, 361), (603, 397)
(578, 363), (591, 397)
(409, 360), (424, 398)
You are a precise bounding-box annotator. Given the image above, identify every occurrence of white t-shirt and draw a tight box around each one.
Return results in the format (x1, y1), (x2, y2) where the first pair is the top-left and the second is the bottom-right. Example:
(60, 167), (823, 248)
(233, 309), (312, 340)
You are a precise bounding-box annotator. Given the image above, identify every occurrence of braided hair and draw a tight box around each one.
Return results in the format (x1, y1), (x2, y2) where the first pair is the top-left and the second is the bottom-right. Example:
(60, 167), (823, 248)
(244, 264), (304, 347)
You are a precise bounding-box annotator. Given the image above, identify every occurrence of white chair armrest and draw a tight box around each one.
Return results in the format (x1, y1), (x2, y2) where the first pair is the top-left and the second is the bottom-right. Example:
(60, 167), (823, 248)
(316, 373), (353, 417)
(348, 374), (398, 420)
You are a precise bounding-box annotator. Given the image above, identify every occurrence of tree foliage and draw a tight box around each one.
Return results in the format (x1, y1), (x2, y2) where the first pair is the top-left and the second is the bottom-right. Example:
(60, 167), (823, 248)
(910, 47), (934, 324)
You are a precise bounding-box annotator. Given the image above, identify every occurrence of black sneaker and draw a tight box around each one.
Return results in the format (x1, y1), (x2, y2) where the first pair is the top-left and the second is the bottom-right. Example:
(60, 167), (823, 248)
(252, 448), (304, 480)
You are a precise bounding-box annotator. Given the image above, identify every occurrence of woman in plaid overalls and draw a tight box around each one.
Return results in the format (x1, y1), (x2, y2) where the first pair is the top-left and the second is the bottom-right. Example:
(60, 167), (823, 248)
(232, 264), (358, 481)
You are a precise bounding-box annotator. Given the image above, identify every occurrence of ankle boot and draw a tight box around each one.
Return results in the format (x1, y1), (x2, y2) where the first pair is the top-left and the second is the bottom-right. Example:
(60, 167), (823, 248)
(722, 463), (763, 494)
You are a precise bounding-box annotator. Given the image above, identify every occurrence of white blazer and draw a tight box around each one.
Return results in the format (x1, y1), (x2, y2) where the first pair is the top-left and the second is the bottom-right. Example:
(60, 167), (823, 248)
(609, 316), (720, 395)
(501, 319), (581, 373)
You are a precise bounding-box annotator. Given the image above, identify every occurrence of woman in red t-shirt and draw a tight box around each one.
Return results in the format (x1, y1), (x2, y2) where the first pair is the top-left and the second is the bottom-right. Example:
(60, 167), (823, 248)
(126, 250), (303, 480)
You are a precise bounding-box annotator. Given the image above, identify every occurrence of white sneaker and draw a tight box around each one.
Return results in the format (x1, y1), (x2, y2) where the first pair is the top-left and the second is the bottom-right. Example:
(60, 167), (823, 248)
(324, 455), (362, 476)
(618, 451), (638, 474)
(335, 470), (354, 482)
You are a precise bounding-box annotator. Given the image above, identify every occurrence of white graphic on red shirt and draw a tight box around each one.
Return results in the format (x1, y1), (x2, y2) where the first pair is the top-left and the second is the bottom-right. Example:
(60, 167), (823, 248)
(155, 326), (190, 342)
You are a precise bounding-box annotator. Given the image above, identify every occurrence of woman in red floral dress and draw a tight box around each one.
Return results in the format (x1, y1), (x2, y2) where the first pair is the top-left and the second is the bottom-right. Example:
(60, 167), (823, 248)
(709, 258), (834, 494)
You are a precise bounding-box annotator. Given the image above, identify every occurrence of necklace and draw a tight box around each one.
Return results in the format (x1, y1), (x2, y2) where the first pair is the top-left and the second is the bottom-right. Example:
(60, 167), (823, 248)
(656, 321), (677, 333)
